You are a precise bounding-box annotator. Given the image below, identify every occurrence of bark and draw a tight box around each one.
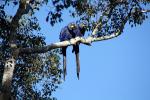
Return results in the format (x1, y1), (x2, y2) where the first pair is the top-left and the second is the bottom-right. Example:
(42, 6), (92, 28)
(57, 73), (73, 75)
(0, 0), (29, 99)
(0, 58), (16, 100)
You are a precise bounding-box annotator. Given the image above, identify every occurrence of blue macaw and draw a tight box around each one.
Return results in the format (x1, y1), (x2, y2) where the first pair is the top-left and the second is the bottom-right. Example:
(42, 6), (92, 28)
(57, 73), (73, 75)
(59, 22), (87, 80)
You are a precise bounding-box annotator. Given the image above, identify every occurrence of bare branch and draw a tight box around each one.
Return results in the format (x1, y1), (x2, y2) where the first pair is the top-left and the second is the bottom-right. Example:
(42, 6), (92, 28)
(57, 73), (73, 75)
(92, 3), (115, 36)
(19, 29), (122, 54)
(20, 37), (88, 54)
(9, 0), (30, 46)
(141, 9), (150, 13)
(18, 1), (150, 55)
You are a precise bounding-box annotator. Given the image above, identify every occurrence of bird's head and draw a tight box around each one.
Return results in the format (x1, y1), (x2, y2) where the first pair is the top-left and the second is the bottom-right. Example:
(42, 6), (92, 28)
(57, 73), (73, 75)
(78, 21), (88, 35)
(68, 22), (77, 30)
(79, 21), (88, 30)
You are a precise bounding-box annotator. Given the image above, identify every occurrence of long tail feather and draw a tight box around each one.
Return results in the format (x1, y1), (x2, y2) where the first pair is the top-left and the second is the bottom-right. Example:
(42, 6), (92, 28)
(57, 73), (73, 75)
(76, 53), (80, 79)
(62, 47), (67, 80)
(74, 44), (80, 80)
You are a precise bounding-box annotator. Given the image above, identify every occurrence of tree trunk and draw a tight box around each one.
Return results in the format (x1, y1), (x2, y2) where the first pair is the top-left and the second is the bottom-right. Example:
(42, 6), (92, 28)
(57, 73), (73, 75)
(0, 57), (16, 100)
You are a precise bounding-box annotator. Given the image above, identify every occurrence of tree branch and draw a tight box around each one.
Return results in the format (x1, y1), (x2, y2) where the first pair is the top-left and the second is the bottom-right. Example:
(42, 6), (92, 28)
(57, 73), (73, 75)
(9, 0), (30, 47)
(141, 9), (150, 13)
(19, 3), (150, 54)
(19, 29), (122, 54)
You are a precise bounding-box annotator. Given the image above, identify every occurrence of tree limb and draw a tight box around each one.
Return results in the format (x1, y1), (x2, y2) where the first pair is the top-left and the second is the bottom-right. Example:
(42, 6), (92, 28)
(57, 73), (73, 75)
(9, 0), (30, 47)
(19, 29), (122, 54)
(19, 3), (150, 55)
(141, 9), (150, 13)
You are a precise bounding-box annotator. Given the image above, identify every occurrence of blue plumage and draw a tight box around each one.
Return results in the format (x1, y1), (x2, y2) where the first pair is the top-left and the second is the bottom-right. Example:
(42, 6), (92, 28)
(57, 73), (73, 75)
(59, 22), (87, 80)
(59, 26), (73, 41)
(72, 25), (85, 37)
(59, 22), (86, 41)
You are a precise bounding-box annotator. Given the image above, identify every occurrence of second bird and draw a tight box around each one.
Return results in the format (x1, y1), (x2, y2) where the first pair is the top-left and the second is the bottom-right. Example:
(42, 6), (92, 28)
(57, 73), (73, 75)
(59, 22), (87, 80)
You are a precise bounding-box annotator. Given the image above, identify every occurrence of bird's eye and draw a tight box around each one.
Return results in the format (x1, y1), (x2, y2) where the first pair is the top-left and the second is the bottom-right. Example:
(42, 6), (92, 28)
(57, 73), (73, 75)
(82, 25), (87, 29)
(80, 23), (87, 29)
(72, 25), (77, 29)
(71, 25), (74, 28)
(68, 22), (77, 30)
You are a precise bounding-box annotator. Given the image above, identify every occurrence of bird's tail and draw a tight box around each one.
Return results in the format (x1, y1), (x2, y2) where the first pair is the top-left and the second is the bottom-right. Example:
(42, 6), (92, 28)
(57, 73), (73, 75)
(74, 44), (80, 80)
(62, 47), (67, 80)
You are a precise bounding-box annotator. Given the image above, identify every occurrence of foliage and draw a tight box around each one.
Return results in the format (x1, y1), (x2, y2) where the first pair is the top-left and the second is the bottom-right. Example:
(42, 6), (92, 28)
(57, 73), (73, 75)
(0, 0), (150, 99)
(46, 0), (149, 35)
(0, 1), (62, 99)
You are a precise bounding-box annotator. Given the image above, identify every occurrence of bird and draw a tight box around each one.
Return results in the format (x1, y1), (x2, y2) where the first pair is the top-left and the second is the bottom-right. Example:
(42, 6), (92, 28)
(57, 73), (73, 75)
(59, 22), (77, 80)
(59, 22), (87, 80)
(71, 22), (87, 79)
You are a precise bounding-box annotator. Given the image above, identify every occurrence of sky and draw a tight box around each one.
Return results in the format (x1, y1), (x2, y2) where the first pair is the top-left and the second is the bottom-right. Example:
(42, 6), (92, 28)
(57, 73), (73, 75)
(34, 4), (150, 100)
(5, 2), (150, 100)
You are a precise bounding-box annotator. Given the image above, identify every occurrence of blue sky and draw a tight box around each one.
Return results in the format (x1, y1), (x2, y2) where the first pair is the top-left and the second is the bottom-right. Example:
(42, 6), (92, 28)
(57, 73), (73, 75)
(35, 5), (150, 100)
(3, 1), (150, 100)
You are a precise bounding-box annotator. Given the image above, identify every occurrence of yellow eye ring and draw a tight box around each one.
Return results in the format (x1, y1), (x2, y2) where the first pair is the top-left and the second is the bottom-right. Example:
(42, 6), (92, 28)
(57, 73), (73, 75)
(70, 25), (74, 28)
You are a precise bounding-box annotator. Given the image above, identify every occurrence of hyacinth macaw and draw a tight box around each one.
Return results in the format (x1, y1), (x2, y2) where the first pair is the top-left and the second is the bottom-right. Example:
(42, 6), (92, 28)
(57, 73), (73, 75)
(59, 22), (87, 80)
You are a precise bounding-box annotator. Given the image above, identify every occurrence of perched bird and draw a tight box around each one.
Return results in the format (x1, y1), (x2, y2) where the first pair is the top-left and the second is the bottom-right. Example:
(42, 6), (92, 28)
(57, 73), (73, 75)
(59, 22), (87, 80)
(59, 22), (77, 80)
(72, 22), (87, 79)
